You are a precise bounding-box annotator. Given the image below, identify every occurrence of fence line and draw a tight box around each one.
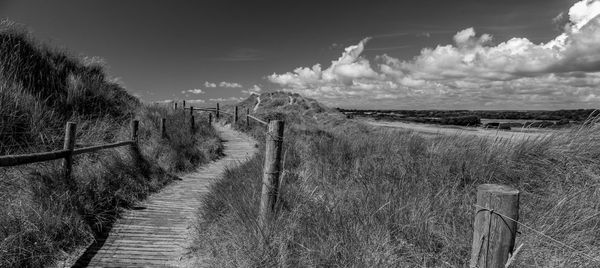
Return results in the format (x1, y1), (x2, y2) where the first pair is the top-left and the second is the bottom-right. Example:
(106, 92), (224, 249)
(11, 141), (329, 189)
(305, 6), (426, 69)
(173, 100), (283, 234)
(469, 184), (600, 267)
(0, 121), (140, 169)
(473, 203), (600, 265)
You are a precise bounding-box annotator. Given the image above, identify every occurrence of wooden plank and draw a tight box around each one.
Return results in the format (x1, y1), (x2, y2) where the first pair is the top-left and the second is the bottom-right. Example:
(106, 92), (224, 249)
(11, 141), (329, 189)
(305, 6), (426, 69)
(82, 124), (259, 267)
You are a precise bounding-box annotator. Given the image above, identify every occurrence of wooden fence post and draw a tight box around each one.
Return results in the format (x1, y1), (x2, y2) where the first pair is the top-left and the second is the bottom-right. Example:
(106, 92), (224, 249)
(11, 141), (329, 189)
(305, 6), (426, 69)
(246, 108), (250, 128)
(234, 106), (238, 124)
(190, 116), (195, 133)
(62, 122), (76, 186)
(216, 103), (220, 119)
(190, 106), (194, 116)
(130, 119), (141, 159)
(470, 184), (519, 268)
(209, 113), (213, 124)
(161, 118), (167, 139)
(183, 100), (186, 109)
(174, 102), (178, 110)
(130, 120), (139, 144)
(258, 120), (285, 230)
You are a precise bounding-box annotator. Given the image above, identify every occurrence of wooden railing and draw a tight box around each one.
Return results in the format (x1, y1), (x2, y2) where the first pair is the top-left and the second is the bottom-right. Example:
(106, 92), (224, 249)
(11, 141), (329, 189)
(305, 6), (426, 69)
(177, 102), (267, 128)
(175, 100), (283, 230)
(0, 120), (140, 185)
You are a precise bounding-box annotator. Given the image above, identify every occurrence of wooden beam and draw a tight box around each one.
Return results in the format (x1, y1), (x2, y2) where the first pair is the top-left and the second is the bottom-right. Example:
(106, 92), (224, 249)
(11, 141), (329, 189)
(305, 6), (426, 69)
(0, 150), (70, 167)
(72, 141), (134, 155)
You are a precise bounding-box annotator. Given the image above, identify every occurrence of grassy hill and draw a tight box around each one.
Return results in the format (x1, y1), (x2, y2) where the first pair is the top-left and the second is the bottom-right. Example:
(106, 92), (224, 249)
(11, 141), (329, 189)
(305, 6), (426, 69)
(194, 91), (600, 267)
(0, 20), (222, 267)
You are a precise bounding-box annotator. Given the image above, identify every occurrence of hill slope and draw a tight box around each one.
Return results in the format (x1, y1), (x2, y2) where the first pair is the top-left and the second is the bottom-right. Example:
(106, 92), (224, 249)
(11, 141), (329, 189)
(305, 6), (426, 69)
(0, 20), (223, 267)
(0, 20), (139, 153)
(194, 91), (600, 267)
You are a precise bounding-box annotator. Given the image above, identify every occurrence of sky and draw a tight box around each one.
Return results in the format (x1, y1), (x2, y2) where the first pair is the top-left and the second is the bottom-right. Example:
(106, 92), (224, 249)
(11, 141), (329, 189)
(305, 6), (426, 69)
(1, 0), (599, 109)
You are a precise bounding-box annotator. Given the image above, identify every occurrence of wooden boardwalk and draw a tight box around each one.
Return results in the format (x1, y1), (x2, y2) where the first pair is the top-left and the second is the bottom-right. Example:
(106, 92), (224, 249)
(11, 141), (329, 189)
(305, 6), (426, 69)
(78, 124), (257, 267)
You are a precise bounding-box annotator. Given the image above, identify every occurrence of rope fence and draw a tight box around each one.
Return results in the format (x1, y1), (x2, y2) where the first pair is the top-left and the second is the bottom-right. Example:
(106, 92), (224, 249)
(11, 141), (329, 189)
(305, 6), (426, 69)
(470, 184), (600, 267)
(473, 203), (600, 266)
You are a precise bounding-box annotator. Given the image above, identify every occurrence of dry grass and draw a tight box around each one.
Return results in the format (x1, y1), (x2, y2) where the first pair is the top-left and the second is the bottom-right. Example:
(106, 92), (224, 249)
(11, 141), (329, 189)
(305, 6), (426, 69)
(0, 20), (223, 267)
(193, 92), (600, 267)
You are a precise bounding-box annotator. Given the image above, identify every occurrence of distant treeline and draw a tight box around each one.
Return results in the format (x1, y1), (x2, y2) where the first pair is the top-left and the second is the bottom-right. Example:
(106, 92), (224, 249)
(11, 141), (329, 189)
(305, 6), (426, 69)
(366, 114), (481, 126)
(338, 109), (599, 121)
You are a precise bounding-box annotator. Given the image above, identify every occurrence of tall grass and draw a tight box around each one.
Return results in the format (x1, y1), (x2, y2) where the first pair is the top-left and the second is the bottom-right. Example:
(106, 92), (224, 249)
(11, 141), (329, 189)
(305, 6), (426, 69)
(0, 20), (224, 267)
(194, 92), (600, 267)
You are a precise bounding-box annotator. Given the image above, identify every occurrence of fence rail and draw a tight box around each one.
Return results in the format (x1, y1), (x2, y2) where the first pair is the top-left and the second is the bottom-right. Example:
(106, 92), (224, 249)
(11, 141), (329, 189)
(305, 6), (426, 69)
(0, 149), (70, 167)
(179, 103), (264, 126)
(73, 141), (134, 155)
(247, 115), (268, 126)
(0, 121), (139, 171)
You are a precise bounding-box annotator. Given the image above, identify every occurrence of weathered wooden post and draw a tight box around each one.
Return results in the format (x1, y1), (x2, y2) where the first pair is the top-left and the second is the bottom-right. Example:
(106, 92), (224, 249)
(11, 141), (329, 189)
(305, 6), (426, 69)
(258, 120), (285, 230)
(62, 122), (76, 185)
(174, 102), (178, 110)
(183, 100), (186, 109)
(234, 106), (239, 124)
(190, 116), (195, 133)
(160, 118), (167, 139)
(130, 120), (139, 145)
(216, 103), (220, 119)
(209, 113), (213, 124)
(190, 106), (194, 116)
(246, 108), (250, 128)
(130, 119), (141, 159)
(470, 184), (519, 268)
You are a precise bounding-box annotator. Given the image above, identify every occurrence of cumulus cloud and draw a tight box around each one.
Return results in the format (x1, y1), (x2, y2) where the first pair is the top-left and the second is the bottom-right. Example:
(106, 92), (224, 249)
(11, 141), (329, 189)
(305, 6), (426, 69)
(186, 89), (205, 94)
(187, 99), (206, 104)
(204, 81), (243, 88)
(242, 85), (262, 95)
(219, 81), (243, 88)
(268, 0), (600, 109)
(209, 97), (244, 102)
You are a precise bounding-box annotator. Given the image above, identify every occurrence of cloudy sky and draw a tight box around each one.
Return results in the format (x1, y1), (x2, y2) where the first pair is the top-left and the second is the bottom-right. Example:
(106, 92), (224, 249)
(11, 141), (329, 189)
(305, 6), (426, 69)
(1, 0), (599, 109)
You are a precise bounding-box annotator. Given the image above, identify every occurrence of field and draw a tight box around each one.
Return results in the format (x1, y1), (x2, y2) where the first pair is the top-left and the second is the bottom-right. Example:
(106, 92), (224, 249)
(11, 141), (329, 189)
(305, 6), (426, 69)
(340, 109), (597, 129)
(192, 92), (600, 267)
(364, 119), (559, 141)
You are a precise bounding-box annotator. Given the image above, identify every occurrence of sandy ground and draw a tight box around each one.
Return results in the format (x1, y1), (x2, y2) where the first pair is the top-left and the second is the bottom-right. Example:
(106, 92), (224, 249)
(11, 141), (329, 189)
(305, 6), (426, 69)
(364, 119), (559, 141)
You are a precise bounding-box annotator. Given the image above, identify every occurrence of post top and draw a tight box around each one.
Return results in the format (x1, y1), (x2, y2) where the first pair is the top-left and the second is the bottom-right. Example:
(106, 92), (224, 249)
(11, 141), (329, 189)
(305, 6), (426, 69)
(477, 184), (519, 195)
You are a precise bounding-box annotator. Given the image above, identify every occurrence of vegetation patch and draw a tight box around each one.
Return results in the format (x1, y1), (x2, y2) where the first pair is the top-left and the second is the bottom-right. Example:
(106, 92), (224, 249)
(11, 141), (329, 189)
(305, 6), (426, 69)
(0, 20), (223, 267)
(194, 92), (600, 267)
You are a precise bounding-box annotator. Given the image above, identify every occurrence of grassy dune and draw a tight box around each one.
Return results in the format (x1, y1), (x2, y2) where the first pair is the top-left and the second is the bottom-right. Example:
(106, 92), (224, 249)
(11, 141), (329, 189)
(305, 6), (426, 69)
(0, 20), (223, 267)
(194, 92), (600, 267)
